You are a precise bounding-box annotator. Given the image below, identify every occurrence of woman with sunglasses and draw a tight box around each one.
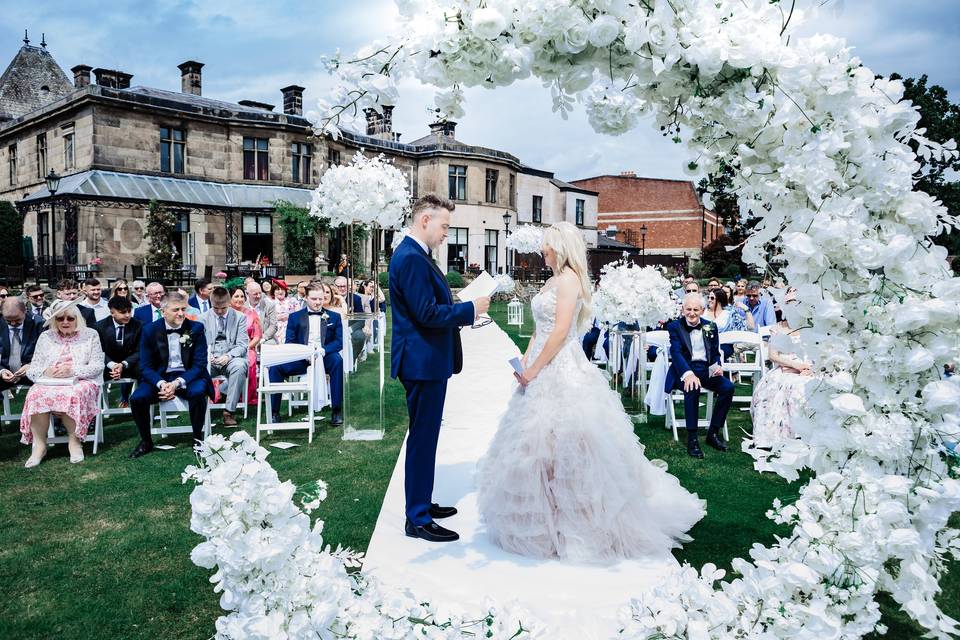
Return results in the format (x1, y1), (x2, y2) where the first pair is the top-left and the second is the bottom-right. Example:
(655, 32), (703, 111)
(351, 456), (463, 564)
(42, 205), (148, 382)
(19, 300), (105, 467)
(110, 279), (137, 307)
(130, 280), (147, 306)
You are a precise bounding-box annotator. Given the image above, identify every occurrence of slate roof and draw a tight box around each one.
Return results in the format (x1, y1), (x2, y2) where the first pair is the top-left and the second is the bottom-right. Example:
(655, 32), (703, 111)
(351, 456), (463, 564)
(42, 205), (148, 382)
(0, 44), (74, 122)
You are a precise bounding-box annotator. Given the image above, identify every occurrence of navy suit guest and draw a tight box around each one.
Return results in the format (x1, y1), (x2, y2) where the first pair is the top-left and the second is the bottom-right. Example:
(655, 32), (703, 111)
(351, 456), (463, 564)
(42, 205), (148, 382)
(189, 278), (214, 316)
(665, 293), (735, 459)
(129, 291), (214, 459)
(268, 282), (345, 425)
(94, 296), (143, 405)
(0, 297), (42, 392)
(134, 282), (167, 325)
(390, 194), (491, 543)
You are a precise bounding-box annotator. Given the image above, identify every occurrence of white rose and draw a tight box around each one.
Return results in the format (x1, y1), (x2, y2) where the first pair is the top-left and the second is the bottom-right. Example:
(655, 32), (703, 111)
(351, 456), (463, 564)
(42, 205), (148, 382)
(471, 7), (508, 40)
(922, 380), (960, 414)
(830, 393), (866, 416)
(588, 14), (621, 48)
(190, 541), (218, 569)
(686, 620), (710, 640)
(904, 347), (935, 373)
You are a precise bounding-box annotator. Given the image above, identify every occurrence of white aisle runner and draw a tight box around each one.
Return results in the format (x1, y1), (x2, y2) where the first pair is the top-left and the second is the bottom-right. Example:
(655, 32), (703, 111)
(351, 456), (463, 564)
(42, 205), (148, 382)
(363, 322), (679, 639)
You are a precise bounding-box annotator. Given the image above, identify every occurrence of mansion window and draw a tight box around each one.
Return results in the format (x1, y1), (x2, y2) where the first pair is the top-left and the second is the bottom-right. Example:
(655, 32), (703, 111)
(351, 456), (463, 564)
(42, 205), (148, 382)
(291, 142), (312, 184)
(575, 199), (585, 226)
(160, 127), (185, 174)
(448, 165), (467, 201)
(36, 134), (47, 178)
(8, 144), (16, 186)
(509, 173), (516, 207)
(327, 148), (341, 167)
(485, 168), (498, 203)
(243, 137), (269, 181)
(484, 229), (499, 274)
(63, 133), (75, 170)
(447, 226), (468, 273)
(532, 195), (543, 223)
(242, 213), (273, 262)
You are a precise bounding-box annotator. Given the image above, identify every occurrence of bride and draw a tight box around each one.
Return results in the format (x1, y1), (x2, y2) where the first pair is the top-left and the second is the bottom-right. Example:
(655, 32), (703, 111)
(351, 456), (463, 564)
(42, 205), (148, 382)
(476, 222), (705, 564)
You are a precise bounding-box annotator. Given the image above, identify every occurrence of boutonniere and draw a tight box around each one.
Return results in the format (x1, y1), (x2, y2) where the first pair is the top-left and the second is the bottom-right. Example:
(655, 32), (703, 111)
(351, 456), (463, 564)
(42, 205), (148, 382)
(179, 332), (193, 348)
(320, 312), (330, 322)
(701, 323), (715, 339)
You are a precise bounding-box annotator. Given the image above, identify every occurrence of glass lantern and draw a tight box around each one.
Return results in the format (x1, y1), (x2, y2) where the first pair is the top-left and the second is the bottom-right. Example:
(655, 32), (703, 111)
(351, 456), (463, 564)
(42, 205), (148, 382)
(507, 297), (524, 326)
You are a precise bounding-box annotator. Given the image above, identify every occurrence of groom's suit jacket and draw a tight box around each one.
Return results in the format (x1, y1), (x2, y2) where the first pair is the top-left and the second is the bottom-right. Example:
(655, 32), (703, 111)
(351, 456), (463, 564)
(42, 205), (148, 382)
(389, 235), (475, 381)
(139, 317), (214, 397)
(664, 317), (722, 392)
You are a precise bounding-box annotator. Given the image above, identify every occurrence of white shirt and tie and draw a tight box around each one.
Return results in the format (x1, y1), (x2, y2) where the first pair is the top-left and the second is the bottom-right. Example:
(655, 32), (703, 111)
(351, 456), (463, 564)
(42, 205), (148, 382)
(307, 311), (325, 348)
(106, 321), (131, 369)
(162, 322), (187, 389)
(197, 297), (211, 315)
(680, 320), (722, 382)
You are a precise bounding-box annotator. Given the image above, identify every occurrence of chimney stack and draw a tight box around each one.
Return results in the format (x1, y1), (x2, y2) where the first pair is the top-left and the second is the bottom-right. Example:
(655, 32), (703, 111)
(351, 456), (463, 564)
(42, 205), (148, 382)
(178, 60), (204, 96)
(364, 106), (395, 139)
(619, 171), (636, 177)
(428, 120), (457, 138)
(280, 85), (305, 116)
(71, 64), (92, 88)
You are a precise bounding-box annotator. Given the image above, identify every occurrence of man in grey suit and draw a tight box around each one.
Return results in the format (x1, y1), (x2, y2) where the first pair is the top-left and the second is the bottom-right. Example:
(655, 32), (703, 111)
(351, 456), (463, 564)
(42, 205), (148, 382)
(246, 281), (277, 345)
(202, 287), (249, 426)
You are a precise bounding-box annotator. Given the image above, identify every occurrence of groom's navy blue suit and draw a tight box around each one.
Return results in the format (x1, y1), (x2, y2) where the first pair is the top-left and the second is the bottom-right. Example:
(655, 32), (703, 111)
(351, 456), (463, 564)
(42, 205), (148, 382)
(390, 235), (475, 526)
(665, 317), (734, 434)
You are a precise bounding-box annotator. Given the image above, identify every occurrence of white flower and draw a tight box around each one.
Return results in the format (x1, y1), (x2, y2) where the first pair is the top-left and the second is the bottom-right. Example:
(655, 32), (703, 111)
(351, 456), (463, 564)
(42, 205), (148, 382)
(471, 7), (508, 40)
(587, 14), (621, 48)
(310, 151), (410, 228)
(830, 393), (867, 416)
(922, 380), (960, 414)
(505, 225), (543, 254)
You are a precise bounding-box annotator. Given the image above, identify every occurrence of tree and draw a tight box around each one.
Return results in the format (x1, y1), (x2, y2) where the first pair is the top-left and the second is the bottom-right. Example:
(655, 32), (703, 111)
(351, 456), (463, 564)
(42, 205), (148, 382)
(275, 200), (327, 274)
(694, 233), (752, 280)
(144, 199), (178, 270)
(0, 201), (23, 267)
(697, 161), (746, 240)
(891, 74), (960, 262)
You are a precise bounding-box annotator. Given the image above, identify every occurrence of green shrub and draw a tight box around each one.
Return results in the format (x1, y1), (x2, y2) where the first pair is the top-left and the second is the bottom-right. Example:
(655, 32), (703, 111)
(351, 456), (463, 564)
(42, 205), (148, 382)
(445, 270), (464, 288)
(378, 271), (389, 289)
(0, 201), (22, 267)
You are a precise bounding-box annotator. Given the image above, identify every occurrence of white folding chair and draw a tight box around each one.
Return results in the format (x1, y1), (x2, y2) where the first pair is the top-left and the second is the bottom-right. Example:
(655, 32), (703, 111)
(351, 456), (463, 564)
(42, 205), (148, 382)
(720, 331), (766, 404)
(256, 343), (319, 444)
(757, 325), (773, 369)
(1, 385), (31, 424)
(100, 377), (137, 418)
(46, 382), (105, 454)
(207, 371), (250, 423)
(663, 341), (731, 442)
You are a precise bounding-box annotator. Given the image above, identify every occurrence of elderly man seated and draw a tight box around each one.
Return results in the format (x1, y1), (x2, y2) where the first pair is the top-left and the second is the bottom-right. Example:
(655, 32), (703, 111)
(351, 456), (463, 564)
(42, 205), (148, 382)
(202, 286), (249, 426)
(664, 293), (735, 459)
(1, 297), (42, 393)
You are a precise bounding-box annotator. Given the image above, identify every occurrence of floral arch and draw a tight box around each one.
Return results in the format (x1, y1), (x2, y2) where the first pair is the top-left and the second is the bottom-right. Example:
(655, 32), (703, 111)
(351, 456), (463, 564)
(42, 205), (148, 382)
(187, 1), (960, 638)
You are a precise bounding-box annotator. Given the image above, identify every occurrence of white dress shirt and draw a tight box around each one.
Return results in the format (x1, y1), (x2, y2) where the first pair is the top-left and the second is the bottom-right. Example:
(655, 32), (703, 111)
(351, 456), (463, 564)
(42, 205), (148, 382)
(80, 297), (110, 321)
(689, 323), (707, 362)
(307, 312), (324, 346)
(163, 323), (187, 389)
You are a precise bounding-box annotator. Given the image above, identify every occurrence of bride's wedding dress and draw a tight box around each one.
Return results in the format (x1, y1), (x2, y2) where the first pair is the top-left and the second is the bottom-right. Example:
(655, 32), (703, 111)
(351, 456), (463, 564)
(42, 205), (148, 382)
(476, 283), (706, 563)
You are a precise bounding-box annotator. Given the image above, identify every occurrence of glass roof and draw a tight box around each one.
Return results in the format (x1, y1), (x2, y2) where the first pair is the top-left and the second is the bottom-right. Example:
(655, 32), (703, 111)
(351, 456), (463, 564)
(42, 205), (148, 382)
(21, 170), (313, 210)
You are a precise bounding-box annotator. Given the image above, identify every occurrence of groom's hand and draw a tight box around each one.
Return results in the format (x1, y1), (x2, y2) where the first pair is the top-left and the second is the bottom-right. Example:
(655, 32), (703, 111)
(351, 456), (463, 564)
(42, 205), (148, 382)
(682, 373), (702, 392)
(473, 296), (491, 316)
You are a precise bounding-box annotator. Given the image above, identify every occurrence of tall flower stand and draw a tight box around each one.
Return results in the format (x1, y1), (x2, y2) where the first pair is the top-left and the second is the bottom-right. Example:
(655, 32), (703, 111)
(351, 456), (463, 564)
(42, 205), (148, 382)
(607, 326), (648, 423)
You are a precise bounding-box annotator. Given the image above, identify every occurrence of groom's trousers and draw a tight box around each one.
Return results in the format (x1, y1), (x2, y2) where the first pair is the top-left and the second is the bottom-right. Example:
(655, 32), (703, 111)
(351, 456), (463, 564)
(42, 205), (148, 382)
(401, 378), (448, 526)
(680, 362), (735, 434)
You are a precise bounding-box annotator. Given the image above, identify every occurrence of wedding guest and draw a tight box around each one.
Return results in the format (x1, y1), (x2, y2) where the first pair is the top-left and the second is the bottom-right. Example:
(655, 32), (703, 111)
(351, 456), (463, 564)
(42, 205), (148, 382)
(202, 287), (248, 426)
(735, 279), (747, 302)
(269, 282), (343, 426)
(53, 279), (96, 326)
(109, 279), (136, 307)
(261, 279), (274, 298)
(130, 280), (147, 305)
(273, 280), (299, 344)
(177, 288), (202, 320)
(94, 296), (142, 408)
(334, 275), (367, 358)
(294, 281), (308, 306)
(664, 293), (735, 459)
(706, 278), (721, 291)
(231, 286), (262, 406)
(133, 282), (166, 324)
(1, 297), (42, 393)
(78, 278), (110, 321)
(745, 280), (777, 329)
(20, 300), (104, 467)
(751, 289), (811, 448)
(24, 285), (48, 323)
(189, 278), (214, 316)
(702, 288), (730, 330)
(129, 291), (213, 458)
(245, 281), (277, 345)
(721, 285), (755, 332)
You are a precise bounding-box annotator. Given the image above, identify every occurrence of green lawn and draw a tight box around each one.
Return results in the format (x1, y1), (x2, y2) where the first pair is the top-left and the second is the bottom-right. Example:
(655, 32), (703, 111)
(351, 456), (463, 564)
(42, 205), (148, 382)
(0, 301), (954, 639)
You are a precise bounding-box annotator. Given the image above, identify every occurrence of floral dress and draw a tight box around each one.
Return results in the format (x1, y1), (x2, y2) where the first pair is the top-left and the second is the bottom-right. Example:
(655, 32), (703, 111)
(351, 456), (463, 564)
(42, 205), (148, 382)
(243, 307), (263, 405)
(750, 326), (809, 448)
(20, 328), (104, 443)
(274, 297), (302, 344)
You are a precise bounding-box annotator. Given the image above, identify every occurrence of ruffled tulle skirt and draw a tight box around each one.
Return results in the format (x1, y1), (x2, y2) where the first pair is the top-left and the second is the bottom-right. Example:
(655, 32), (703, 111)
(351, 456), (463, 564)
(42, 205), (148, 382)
(476, 342), (706, 564)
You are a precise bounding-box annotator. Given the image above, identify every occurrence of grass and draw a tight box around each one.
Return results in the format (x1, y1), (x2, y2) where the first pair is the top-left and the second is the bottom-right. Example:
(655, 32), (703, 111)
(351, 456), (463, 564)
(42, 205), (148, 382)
(0, 301), (954, 639)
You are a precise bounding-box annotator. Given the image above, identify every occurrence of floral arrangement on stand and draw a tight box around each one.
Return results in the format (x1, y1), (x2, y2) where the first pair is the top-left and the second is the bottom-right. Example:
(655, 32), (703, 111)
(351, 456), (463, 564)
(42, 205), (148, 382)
(504, 225), (544, 255)
(309, 150), (410, 229)
(187, 1), (960, 637)
(184, 431), (543, 639)
(592, 260), (678, 328)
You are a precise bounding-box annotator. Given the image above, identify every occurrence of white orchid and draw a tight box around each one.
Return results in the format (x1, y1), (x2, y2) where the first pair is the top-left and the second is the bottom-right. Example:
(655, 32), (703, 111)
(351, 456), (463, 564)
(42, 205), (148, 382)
(309, 151), (410, 229)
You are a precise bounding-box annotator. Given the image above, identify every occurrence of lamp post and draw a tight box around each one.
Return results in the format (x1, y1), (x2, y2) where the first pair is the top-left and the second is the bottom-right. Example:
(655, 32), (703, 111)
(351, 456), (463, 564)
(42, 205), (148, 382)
(640, 223), (647, 267)
(45, 170), (61, 281)
(502, 210), (512, 276)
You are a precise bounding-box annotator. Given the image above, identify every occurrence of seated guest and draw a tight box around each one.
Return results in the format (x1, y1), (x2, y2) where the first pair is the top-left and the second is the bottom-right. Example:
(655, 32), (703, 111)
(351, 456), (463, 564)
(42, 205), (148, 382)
(176, 288), (202, 320)
(261, 279), (274, 298)
(230, 286), (262, 406)
(273, 280), (300, 344)
(130, 280), (147, 305)
(665, 293), (735, 459)
(269, 282), (343, 426)
(751, 289), (811, 448)
(94, 296), (142, 407)
(334, 275), (367, 359)
(702, 288), (730, 330)
(202, 286), (248, 426)
(109, 279), (136, 308)
(189, 278), (214, 316)
(129, 291), (213, 458)
(25, 285), (48, 323)
(53, 279), (96, 327)
(1, 297), (42, 392)
(744, 280), (776, 329)
(133, 282), (166, 324)
(293, 281), (308, 306)
(78, 278), (110, 322)
(246, 281), (277, 345)
(19, 300), (104, 467)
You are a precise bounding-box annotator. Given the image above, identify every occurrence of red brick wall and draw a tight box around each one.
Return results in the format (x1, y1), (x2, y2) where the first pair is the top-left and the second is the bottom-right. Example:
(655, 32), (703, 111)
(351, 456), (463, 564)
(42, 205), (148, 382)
(570, 175), (723, 255)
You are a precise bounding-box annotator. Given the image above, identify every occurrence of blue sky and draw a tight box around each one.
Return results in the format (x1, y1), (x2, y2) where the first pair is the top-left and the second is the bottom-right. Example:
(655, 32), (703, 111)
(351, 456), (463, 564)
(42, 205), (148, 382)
(2, 1), (957, 182)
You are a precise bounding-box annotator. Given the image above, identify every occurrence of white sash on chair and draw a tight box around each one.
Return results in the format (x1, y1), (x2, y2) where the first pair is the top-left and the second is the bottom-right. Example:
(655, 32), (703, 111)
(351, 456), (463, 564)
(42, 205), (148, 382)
(593, 327), (608, 364)
(644, 349), (670, 415)
(260, 343), (329, 410)
(342, 321), (355, 374)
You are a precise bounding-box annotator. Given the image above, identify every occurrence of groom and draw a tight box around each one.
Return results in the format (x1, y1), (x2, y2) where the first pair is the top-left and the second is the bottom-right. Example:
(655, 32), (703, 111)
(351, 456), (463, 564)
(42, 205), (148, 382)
(390, 194), (490, 543)
(665, 293), (735, 459)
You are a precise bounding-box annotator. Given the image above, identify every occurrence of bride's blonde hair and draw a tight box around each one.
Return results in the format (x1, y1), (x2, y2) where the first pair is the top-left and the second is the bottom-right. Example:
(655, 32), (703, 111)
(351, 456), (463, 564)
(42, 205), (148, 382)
(542, 221), (592, 332)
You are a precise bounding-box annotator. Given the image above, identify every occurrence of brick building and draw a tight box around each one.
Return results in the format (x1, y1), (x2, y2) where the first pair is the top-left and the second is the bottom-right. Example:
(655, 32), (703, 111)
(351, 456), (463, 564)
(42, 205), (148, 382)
(569, 172), (722, 267)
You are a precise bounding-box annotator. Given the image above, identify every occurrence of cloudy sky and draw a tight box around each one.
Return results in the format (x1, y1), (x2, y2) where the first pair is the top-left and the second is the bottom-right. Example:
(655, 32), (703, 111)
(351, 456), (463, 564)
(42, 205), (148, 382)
(2, 1), (957, 182)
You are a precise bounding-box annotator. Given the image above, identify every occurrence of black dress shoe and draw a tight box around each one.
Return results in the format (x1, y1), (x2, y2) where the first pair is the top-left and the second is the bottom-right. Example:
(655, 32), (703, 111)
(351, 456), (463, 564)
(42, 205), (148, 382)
(705, 432), (729, 452)
(429, 503), (458, 519)
(129, 441), (154, 459)
(270, 414), (281, 424)
(331, 409), (343, 426)
(405, 519), (460, 542)
(687, 439), (704, 459)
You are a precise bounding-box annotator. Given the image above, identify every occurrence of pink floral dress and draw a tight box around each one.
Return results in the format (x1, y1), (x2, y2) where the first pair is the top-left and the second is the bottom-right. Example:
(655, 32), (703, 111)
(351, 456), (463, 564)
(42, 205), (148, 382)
(20, 328), (104, 443)
(243, 307), (263, 405)
(274, 297), (302, 344)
